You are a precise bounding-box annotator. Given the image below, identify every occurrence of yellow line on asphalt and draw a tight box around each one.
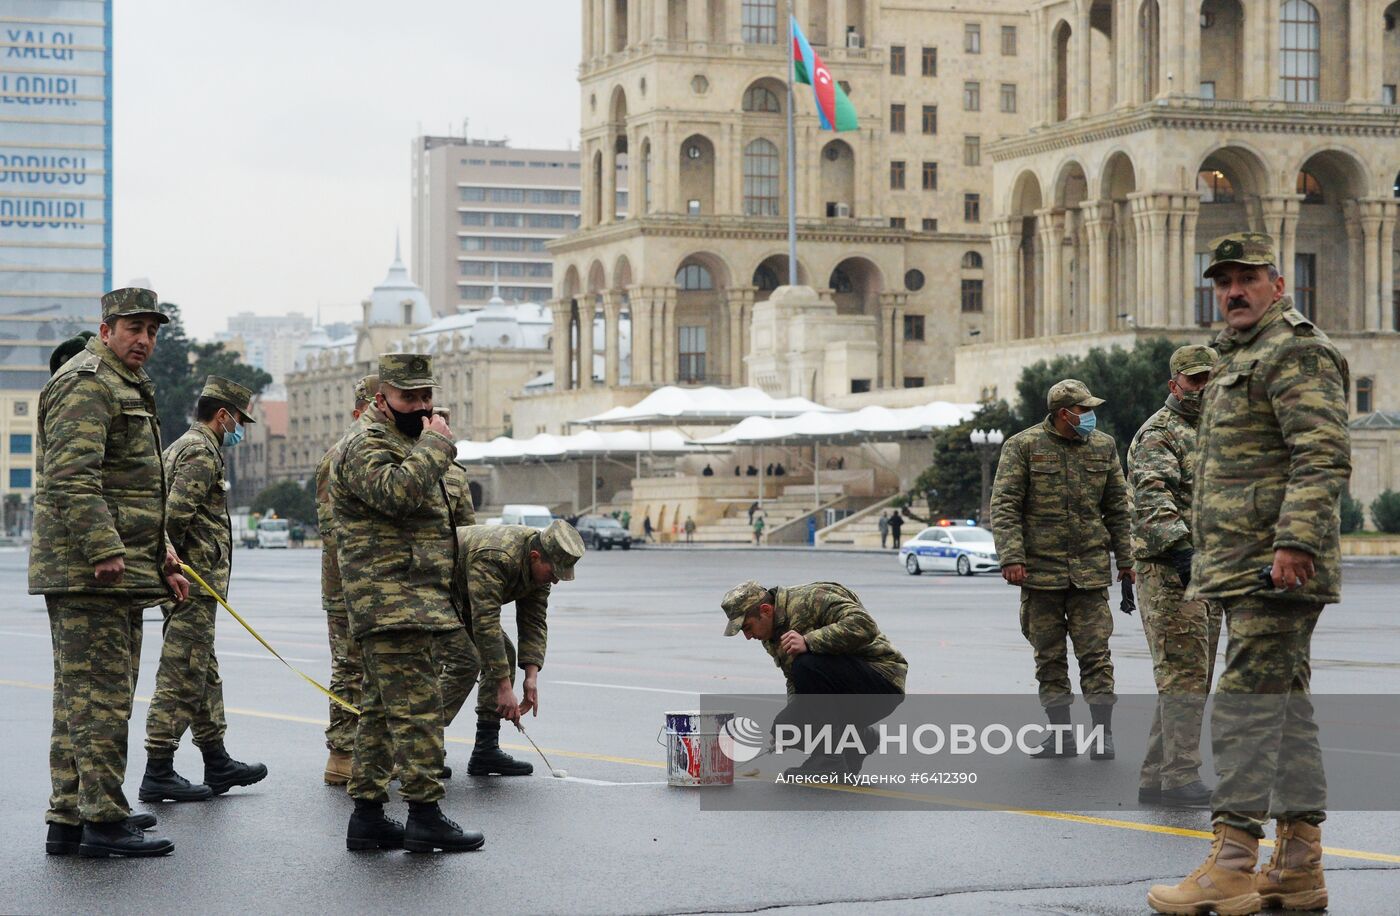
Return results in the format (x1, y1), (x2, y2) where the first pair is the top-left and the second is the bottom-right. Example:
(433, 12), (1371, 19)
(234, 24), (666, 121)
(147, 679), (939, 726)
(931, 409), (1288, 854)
(3, 678), (1394, 863)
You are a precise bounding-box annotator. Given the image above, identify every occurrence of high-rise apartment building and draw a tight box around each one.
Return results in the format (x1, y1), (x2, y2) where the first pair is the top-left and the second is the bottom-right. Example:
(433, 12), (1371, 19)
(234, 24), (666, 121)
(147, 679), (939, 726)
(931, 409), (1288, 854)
(412, 135), (612, 314)
(0, 0), (112, 516)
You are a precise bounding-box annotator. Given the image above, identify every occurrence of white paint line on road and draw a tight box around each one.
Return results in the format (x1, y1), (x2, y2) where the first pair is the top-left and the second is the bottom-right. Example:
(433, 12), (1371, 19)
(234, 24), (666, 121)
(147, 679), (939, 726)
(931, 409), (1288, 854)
(552, 679), (699, 696)
(555, 776), (669, 786)
(220, 650), (321, 664)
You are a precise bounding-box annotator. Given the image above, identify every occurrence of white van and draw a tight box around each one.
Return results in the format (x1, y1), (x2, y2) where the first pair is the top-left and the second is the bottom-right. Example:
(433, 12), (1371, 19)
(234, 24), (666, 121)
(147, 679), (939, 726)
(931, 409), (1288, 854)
(499, 504), (553, 530)
(256, 517), (291, 548)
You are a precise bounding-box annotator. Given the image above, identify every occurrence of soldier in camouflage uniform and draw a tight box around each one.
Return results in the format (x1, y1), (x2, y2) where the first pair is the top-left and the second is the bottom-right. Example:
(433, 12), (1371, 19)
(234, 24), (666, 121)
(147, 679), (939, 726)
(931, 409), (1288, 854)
(1150, 234), (1349, 914)
(1128, 345), (1224, 809)
(721, 580), (906, 774)
(330, 354), (482, 853)
(990, 379), (1134, 760)
(317, 374), (377, 785)
(140, 377), (268, 803)
(30, 288), (189, 858)
(446, 520), (584, 776)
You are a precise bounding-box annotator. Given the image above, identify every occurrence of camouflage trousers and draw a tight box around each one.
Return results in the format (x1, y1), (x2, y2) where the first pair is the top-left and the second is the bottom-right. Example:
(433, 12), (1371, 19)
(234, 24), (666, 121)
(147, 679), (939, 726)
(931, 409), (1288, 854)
(144, 595), (227, 755)
(348, 628), (458, 804)
(439, 629), (515, 727)
(1018, 586), (1116, 708)
(324, 606), (362, 752)
(45, 595), (145, 825)
(1136, 561), (1223, 790)
(1210, 596), (1326, 838)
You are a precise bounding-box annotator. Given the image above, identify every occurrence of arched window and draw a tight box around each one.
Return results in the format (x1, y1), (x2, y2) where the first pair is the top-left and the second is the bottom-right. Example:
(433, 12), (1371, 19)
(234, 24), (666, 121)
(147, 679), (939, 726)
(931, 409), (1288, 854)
(1280, 0), (1320, 102)
(753, 264), (780, 291)
(676, 263), (714, 290)
(961, 251), (984, 269)
(743, 85), (782, 113)
(1297, 170), (1324, 203)
(743, 139), (781, 217)
(829, 267), (854, 294)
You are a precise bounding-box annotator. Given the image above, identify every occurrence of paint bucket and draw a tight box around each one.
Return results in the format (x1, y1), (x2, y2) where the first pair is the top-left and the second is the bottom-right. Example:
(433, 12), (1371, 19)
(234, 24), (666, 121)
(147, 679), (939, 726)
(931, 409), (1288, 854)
(660, 710), (734, 787)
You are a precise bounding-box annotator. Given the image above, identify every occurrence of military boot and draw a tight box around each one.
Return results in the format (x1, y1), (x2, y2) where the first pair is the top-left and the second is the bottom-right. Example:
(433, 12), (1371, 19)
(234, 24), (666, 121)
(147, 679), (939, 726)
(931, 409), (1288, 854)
(47, 813), (158, 855)
(201, 743), (268, 795)
(1029, 705), (1077, 759)
(1255, 820), (1327, 911)
(139, 755), (214, 802)
(1147, 823), (1262, 915)
(466, 719), (533, 776)
(1088, 703), (1115, 760)
(324, 749), (352, 786)
(403, 802), (485, 853)
(345, 800), (405, 851)
(78, 819), (175, 858)
(1159, 779), (1213, 808)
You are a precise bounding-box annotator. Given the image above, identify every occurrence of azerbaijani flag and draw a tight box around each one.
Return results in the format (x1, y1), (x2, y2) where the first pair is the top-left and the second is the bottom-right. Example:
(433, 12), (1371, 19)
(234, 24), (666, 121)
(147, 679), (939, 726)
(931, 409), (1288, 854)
(791, 16), (858, 132)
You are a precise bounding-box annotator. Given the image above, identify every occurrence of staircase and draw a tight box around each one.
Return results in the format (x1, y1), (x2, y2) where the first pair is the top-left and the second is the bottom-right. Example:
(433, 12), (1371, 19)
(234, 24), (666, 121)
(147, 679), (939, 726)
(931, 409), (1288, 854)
(817, 494), (903, 547)
(691, 491), (834, 544)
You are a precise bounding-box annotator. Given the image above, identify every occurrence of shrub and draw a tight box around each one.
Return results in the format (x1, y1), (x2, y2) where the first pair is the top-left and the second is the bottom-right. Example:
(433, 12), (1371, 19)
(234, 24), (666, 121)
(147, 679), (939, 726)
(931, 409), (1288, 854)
(1340, 491), (1364, 534)
(1370, 490), (1400, 534)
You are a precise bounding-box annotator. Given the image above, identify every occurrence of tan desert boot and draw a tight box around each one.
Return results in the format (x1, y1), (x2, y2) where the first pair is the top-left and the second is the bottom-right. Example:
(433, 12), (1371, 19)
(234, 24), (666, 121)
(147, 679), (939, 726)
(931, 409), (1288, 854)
(1148, 823), (1262, 915)
(324, 749), (352, 785)
(1256, 820), (1327, 911)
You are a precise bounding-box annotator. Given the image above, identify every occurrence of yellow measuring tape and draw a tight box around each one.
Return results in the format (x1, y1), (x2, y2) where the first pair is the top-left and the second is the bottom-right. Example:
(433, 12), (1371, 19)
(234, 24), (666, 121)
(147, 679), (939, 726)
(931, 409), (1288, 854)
(180, 563), (360, 715)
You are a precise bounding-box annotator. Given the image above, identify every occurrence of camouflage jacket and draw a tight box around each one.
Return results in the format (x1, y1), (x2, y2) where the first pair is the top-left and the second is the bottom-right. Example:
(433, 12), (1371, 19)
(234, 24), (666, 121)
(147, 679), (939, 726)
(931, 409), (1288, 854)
(318, 410), (475, 615)
(990, 418), (1133, 590)
(1127, 397), (1198, 562)
(454, 524), (549, 683)
(163, 423), (232, 595)
(762, 582), (907, 697)
(329, 406), (463, 638)
(29, 337), (170, 601)
(1191, 298), (1350, 603)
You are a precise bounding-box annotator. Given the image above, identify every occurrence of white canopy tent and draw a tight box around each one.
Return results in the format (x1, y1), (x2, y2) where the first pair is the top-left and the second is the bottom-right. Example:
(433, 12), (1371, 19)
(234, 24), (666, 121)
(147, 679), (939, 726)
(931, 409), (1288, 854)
(576, 385), (836, 427)
(689, 401), (978, 510)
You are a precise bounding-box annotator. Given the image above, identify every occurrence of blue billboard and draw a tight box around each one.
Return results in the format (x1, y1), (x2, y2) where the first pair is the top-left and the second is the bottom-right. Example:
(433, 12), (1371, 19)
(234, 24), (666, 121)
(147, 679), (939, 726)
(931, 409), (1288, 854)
(0, 0), (111, 380)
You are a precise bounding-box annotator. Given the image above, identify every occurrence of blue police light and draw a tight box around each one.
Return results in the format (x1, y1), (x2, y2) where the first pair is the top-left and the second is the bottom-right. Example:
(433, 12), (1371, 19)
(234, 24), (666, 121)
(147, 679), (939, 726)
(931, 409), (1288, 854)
(965, 519), (976, 526)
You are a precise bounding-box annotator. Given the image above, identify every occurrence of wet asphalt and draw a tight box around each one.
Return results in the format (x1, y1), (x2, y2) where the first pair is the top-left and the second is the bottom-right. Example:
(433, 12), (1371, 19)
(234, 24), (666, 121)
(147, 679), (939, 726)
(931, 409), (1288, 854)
(1, 545), (1396, 914)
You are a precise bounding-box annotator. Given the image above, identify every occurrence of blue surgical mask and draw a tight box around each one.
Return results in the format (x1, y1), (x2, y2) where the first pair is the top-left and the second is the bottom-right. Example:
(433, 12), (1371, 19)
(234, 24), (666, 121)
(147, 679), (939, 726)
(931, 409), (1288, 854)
(222, 420), (244, 448)
(1072, 410), (1097, 439)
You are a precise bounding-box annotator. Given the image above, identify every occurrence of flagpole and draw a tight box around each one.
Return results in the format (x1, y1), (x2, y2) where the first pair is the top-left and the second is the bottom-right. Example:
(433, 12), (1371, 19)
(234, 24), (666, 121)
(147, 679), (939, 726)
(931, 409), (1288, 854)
(785, 5), (799, 287)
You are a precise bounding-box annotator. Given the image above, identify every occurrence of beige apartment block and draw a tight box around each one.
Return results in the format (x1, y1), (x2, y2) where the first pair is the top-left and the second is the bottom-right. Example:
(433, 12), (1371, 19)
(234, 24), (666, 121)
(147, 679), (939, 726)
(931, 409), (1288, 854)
(979, 0), (1400, 414)
(525, 0), (1032, 431)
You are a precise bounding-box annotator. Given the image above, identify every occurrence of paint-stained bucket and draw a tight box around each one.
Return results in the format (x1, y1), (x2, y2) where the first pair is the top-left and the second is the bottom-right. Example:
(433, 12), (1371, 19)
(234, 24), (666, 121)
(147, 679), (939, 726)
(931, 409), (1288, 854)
(660, 710), (734, 787)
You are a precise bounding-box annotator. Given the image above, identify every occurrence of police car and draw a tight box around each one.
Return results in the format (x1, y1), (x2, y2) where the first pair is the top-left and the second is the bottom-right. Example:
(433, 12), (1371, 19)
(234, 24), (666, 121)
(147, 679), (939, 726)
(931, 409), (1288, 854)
(900, 521), (999, 576)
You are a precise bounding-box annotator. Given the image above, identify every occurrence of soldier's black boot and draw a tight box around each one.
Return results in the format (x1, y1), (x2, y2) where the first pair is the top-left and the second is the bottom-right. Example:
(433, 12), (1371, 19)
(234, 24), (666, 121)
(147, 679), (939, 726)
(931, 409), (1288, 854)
(403, 802), (485, 853)
(1089, 704), (1115, 760)
(345, 799), (405, 851)
(139, 754), (214, 802)
(467, 720), (534, 776)
(46, 823), (81, 855)
(78, 819), (174, 858)
(201, 743), (269, 795)
(1029, 705), (1078, 759)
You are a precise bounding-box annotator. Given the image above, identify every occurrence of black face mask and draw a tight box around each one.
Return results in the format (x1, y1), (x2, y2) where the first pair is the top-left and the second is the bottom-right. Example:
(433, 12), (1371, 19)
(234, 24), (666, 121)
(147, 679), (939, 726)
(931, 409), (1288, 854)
(385, 401), (432, 439)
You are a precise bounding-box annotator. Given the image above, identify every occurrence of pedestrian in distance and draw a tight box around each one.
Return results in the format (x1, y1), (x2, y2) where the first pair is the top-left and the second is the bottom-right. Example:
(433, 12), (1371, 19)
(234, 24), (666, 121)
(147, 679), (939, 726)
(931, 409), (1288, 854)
(140, 376), (267, 805)
(684, 516), (696, 544)
(1149, 233), (1350, 916)
(32, 288), (190, 858)
(990, 378), (1134, 762)
(887, 511), (903, 549)
(753, 514), (765, 545)
(642, 514), (655, 543)
(878, 510), (890, 549)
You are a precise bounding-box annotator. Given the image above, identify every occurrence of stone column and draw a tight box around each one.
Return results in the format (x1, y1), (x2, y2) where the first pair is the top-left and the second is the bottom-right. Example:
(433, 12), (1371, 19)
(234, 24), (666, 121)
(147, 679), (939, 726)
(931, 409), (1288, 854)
(1380, 202), (1398, 331)
(652, 0), (668, 42)
(577, 296), (597, 387)
(721, 121), (740, 215)
(661, 286), (678, 384)
(601, 138), (618, 225)
(1080, 201), (1113, 333)
(1180, 196), (1201, 325)
(631, 288), (654, 385)
(1362, 200), (1385, 332)
(890, 295), (907, 386)
(990, 217), (1018, 341)
(1261, 0), (1280, 100)
(1180, 0), (1201, 98)
(1074, 3), (1092, 117)
(627, 127), (642, 218)
(628, 0), (641, 49)
(1347, 0), (1367, 103)
(728, 286), (755, 384)
(1035, 208), (1065, 336)
(1343, 200), (1364, 329)
(549, 299), (572, 390)
(656, 121), (674, 214)
(581, 0), (594, 59)
(1127, 193), (1152, 328)
(602, 0), (615, 54)
(687, 0), (708, 44)
(602, 290), (624, 387)
(875, 300), (895, 388)
(1165, 197), (1185, 327)
(827, 1), (842, 51)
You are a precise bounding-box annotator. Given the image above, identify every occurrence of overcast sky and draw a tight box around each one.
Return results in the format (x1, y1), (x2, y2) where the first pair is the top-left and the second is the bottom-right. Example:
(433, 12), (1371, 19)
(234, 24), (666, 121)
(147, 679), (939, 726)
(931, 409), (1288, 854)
(112, 2), (581, 339)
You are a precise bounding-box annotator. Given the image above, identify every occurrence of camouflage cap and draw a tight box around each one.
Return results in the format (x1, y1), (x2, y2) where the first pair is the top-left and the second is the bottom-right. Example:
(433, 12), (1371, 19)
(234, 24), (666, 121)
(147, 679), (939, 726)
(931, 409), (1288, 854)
(199, 375), (257, 423)
(721, 580), (768, 636)
(353, 373), (379, 404)
(538, 519), (585, 581)
(1202, 231), (1276, 278)
(1046, 378), (1105, 412)
(1170, 344), (1218, 378)
(378, 353), (436, 389)
(101, 287), (170, 325)
(48, 330), (95, 375)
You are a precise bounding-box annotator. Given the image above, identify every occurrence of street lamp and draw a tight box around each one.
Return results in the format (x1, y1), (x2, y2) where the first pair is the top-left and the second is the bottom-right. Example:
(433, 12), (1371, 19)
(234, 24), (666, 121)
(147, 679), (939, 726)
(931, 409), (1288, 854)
(969, 428), (1005, 525)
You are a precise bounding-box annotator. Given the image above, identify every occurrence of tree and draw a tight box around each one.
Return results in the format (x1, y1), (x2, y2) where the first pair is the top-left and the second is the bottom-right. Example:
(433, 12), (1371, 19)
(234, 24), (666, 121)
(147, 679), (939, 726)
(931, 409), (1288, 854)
(1370, 490), (1400, 534)
(252, 480), (317, 526)
(1340, 491), (1364, 534)
(143, 302), (272, 448)
(907, 400), (1017, 522)
(1014, 337), (1183, 462)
